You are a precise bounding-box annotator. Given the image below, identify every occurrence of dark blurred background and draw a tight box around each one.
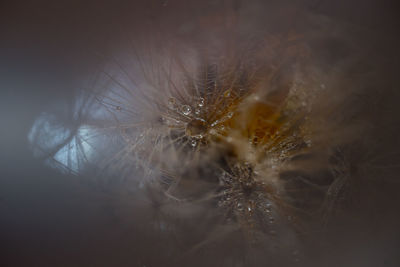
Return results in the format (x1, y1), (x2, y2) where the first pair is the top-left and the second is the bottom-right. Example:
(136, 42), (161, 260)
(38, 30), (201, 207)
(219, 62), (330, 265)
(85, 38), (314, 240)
(1, 0), (399, 266)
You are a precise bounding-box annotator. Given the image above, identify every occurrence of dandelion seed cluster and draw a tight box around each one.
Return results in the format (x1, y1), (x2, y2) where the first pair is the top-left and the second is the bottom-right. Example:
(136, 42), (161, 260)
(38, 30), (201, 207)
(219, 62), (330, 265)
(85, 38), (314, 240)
(97, 31), (341, 253)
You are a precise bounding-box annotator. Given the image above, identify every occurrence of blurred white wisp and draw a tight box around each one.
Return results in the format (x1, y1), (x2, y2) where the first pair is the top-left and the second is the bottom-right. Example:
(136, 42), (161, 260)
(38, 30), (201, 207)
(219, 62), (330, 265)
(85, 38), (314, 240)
(27, 86), (122, 175)
(26, 53), (164, 182)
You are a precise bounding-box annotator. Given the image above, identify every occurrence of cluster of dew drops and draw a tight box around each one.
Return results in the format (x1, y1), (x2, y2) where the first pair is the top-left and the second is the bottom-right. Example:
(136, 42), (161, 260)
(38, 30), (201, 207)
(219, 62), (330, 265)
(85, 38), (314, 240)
(216, 162), (301, 262)
(157, 90), (303, 261)
(163, 93), (234, 148)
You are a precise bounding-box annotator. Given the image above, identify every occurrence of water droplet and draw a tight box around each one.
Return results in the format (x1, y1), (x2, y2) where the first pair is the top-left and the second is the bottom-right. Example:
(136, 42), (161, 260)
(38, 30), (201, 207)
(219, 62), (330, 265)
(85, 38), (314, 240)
(195, 108), (201, 115)
(191, 139), (197, 147)
(305, 139), (312, 147)
(248, 206), (252, 212)
(223, 90), (231, 97)
(211, 120), (219, 127)
(265, 203), (272, 212)
(269, 217), (275, 224)
(181, 105), (192, 115)
(168, 97), (177, 110)
(186, 119), (206, 137)
(116, 106), (122, 111)
(226, 112), (233, 118)
(197, 97), (204, 107)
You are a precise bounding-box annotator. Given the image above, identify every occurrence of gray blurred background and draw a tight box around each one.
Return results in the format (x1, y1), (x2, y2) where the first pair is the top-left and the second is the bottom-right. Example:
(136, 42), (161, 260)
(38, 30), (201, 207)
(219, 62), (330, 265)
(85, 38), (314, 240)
(1, 0), (399, 266)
